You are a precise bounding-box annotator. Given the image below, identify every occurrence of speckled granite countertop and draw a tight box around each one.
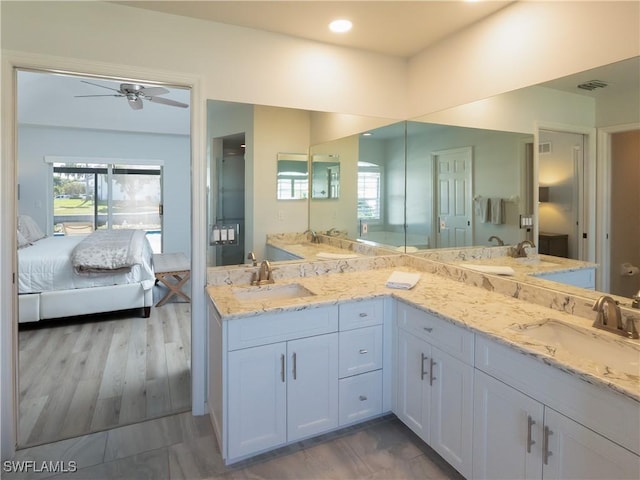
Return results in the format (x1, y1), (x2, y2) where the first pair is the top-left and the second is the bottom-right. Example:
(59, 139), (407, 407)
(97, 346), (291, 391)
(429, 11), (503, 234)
(207, 265), (640, 402)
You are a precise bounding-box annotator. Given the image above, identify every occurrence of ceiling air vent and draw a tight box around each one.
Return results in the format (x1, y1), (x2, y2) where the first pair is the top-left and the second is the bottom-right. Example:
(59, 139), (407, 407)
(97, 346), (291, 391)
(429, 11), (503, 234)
(577, 80), (608, 91)
(539, 142), (552, 154)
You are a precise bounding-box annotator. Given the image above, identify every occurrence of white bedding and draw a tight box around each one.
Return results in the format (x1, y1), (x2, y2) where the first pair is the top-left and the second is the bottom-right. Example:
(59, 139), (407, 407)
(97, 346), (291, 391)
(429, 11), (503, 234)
(19, 234), (156, 294)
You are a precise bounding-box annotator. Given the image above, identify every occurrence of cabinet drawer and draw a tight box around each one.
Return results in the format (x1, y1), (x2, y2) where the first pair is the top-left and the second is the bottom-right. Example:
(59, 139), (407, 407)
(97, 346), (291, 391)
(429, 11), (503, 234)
(227, 306), (338, 350)
(339, 325), (383, 378)
(396, 302), (474, 364)
(339, 298), (384, 331)
(339, 370), (383, 426)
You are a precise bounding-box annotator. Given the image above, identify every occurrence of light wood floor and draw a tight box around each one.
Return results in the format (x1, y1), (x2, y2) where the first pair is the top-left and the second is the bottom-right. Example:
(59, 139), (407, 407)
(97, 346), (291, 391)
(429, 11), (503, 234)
(18, 301), (191, 448)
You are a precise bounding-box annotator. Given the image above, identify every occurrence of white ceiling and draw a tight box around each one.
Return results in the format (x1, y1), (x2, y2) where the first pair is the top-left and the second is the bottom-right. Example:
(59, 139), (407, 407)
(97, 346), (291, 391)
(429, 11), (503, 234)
(114, 1), (515, 58)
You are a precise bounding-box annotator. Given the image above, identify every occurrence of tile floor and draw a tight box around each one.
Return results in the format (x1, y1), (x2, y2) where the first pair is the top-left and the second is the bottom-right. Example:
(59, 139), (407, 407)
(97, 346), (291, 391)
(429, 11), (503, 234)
(5, 412), (464, 480)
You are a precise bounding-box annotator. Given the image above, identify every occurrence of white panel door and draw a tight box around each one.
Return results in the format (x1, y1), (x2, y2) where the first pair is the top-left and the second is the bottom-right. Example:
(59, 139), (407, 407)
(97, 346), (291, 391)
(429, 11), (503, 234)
(435, 147), (473, 248)
(473, 370), (544, 480)
(287, 333), (339, 442)
(227, 342), (287, 460)
(429, 346), (474, 479)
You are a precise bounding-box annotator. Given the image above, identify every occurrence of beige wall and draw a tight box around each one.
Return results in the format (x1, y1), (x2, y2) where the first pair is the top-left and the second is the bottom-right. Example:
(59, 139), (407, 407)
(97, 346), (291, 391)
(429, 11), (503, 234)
(408, 1), (640, 118)
(610, 130), (640, 298)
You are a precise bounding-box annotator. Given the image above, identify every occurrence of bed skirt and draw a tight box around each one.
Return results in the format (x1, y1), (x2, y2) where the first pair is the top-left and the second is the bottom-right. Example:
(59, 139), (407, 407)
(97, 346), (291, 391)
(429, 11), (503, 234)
(19, 284), (153, 323)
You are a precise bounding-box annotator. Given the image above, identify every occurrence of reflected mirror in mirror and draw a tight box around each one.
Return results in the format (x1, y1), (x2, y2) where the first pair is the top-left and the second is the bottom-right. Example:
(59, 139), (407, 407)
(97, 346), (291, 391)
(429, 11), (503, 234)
(276, 153), (308, 200)
(311, 154), (340, 199)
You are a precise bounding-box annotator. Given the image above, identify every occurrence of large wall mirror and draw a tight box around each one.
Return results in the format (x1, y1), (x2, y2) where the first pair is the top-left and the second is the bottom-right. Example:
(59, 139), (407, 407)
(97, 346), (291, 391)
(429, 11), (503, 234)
(208, 57), (639, 303)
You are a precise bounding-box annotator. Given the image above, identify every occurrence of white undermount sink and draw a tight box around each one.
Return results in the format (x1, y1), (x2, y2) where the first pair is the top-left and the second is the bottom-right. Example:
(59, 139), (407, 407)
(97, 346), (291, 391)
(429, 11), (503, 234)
(232, 283), (316, 302)
(511, 319), (640, 376)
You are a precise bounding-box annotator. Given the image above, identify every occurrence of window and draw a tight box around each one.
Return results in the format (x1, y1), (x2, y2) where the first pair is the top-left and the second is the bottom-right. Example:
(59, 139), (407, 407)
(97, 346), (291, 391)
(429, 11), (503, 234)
(357, 162), (381, 220)
(276, 173), (308, 200)
(52, 160), (162, 250)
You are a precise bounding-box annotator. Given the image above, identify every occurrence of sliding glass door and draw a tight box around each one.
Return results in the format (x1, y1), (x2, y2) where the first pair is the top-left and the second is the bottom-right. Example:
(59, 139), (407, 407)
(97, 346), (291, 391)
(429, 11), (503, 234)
(52, 162), (163, 251)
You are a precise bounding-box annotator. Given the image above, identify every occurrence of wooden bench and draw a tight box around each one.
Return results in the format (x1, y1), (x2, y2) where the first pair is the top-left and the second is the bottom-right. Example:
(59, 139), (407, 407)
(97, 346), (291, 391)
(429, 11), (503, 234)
(153, 253), (191, 307)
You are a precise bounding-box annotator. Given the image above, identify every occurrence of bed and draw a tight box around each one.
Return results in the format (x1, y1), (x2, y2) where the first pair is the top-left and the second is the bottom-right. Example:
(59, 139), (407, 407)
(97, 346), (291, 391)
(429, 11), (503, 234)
(18, 226), (155, 324)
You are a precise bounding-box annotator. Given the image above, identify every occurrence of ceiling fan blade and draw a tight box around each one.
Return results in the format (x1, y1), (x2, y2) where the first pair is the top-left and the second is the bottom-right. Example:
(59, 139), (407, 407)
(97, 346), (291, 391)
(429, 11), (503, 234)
(128, 96), (143, 110)
(139, 86), (170, 97)
(81, 80), (122, 93)
(74, 94), (123, 98)
(146, 96), (189, 108)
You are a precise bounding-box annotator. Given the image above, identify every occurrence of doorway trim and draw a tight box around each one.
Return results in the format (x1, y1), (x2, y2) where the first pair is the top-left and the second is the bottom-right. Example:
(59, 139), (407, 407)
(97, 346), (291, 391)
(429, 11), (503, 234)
(597, 122), (640, 293)
(534, 122), (596, 265)
(1, 52), (206, 460)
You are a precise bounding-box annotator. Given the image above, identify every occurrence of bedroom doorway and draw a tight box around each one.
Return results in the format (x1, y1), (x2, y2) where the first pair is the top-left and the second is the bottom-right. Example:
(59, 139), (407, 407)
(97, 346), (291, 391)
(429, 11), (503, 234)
(16, 68), (192, 448)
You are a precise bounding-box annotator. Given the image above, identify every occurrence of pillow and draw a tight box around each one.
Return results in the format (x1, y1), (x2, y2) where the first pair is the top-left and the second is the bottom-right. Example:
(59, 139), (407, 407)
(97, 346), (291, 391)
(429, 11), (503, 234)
(18, 215), (46, 242)
(17, 230), (32, 249)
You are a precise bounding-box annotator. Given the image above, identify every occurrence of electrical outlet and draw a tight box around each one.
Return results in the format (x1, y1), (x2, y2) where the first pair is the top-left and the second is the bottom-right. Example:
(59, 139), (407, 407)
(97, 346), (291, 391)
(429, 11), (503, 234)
(361, 223), (368, 234)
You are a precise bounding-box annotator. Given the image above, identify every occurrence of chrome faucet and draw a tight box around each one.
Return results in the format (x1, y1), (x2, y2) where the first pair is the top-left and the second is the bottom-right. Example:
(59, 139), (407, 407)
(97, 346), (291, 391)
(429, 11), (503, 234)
(304, 229), (319, 243)
(488, 235), (505, 246)
(592, 295), (639, 339)
(251, 260), (274, 285)
(247, 251), (257, 267)
(512, 240), (535, 258)
(326, 228), (341, 237)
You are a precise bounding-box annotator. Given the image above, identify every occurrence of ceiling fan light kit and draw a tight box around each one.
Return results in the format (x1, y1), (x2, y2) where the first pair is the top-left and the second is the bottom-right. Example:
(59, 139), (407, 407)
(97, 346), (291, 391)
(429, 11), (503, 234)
(75, 80), (188, 110)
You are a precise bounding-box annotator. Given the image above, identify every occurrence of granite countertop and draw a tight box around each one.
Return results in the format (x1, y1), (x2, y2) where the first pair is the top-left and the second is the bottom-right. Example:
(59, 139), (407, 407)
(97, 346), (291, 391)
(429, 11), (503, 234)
(207, 266), (640, 402)
(450, 253), (597, 276)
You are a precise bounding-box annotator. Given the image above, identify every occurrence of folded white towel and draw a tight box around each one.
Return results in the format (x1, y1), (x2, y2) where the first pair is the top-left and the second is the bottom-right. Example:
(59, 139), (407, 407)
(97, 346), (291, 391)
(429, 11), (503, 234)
(490, 197), (504, 224)
(316, 252), (358, 260)
(386, 271), (421, 289)
(464, 264), (515, 276)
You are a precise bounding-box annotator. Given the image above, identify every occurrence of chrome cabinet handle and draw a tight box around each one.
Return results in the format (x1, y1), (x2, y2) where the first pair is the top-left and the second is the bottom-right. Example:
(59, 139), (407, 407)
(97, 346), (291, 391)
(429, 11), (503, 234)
(280, 354), (285, 383)
(359, 312), (368, 317)
(359, 349), (368, 354)
(359, 395), (367, 401)
(429, 357), (437, 386)
(292, 352), (297, 380)
(420, 353), (427, 380)
(527, 416), (536, 453)
(543, 426), (553, 465)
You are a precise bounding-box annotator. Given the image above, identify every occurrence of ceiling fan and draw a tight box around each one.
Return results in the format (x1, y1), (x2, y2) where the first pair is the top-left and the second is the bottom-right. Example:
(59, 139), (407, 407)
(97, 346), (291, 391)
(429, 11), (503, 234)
(75, 80), (189, 110)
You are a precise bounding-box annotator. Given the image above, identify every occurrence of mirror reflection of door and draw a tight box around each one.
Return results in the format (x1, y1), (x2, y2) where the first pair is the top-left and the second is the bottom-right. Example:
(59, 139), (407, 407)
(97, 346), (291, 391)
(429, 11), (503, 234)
(214, 133), (245, 266)
(538, 130), (586, 260)
(435, 147), (473, 248)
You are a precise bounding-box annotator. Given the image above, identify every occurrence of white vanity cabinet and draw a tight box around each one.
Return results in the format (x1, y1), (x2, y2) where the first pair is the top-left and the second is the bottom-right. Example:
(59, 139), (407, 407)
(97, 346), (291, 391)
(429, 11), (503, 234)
(213, 304), (340, 462)
(338, 299), (385, 426)
(395, 302), (474, 478)
(474, 336), (640, 479)
(227, 333), (339, 459)
(209, 298), (388, 464)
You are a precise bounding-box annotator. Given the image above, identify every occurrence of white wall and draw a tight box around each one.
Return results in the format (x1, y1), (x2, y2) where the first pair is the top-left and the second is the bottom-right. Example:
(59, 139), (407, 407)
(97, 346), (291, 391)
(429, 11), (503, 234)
(408, 1), (640, 118)
(18, 125), (191, 256)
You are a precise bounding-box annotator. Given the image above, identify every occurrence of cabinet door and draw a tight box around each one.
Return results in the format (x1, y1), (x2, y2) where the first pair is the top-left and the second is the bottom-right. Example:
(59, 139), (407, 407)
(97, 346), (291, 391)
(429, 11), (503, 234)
(287, 333), (339, 442)
(429, 346), (474, 479)
(543, 407), (640, 480)
(473, 370), (543, 480)
(396, 328), (429, 439)
(227, 342), (287, 460)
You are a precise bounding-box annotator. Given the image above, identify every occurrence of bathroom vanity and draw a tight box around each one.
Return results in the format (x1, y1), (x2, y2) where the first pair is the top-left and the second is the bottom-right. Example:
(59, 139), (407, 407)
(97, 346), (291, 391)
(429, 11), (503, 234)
(206, 252), (639, 477)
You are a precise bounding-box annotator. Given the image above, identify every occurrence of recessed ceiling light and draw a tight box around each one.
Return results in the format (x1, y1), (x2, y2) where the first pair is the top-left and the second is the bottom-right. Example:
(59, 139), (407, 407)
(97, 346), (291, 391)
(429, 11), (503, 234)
(329, 19), (352, 33)
(362, 132), (372, 136)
